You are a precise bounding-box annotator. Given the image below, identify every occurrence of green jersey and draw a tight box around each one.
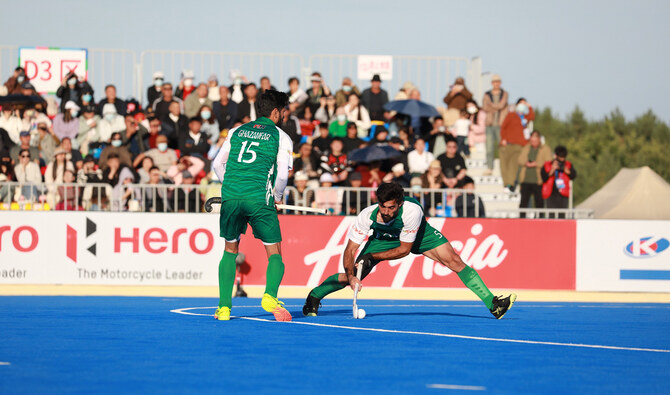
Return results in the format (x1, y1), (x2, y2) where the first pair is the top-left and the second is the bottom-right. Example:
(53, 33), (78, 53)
(213, 117), (294, 204)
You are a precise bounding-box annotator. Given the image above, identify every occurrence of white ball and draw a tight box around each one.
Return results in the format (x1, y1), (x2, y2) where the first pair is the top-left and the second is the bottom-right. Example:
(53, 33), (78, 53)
(357, 308), (366, 319)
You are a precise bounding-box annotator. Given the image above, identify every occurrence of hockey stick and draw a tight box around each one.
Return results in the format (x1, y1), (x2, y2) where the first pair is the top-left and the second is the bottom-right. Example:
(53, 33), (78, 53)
(352, 262), (363, 319)
(204, 197), (327, 214)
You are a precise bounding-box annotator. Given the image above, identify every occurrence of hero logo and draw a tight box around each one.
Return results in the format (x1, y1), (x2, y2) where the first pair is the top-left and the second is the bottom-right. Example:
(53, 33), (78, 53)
(624, 236), (669, 258)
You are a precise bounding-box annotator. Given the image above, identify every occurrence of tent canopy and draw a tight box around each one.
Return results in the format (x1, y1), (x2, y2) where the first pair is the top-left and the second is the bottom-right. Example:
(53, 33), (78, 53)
(577, 166), (670, 219)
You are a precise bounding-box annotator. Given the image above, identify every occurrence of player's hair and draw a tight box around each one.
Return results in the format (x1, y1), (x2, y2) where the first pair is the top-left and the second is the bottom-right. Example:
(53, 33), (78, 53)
(258, 90), (289, 118)
(376, 182), (405, 205)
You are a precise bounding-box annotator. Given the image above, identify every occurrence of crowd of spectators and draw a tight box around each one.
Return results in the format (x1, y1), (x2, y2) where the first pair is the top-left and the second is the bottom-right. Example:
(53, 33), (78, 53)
(0, 64), (575, 216)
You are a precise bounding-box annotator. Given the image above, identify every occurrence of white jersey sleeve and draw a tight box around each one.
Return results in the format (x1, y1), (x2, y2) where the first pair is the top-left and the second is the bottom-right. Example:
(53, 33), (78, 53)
(347, 205), (375, 245)
(212, 126), (240, 182)
(399, 202), (424, 243)
(273, 127), (294, 201)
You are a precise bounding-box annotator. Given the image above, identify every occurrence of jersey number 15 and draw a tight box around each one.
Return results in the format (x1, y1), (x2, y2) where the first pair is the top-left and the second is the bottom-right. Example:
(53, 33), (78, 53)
(237, 140), (259, 164)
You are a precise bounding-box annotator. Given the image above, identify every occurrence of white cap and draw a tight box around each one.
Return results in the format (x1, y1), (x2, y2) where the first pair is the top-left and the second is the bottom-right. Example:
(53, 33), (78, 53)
(392, 163), (405, 174)
(294, 171), (308, 181)
(152, 71), (165, 80)
(102, 103), (117, 115)
(64, 101), (80, 111)
(319, 173), (334, 183)
(182, 70), (195, 79)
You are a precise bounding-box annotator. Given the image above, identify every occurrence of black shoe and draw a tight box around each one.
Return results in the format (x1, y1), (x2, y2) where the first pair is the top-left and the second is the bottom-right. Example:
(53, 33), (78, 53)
(489, 293), (517, 319)
(302, 294), (321, 316)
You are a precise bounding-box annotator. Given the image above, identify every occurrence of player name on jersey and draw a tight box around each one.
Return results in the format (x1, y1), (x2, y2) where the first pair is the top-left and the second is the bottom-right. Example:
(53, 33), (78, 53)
(237, 130), (271, 140)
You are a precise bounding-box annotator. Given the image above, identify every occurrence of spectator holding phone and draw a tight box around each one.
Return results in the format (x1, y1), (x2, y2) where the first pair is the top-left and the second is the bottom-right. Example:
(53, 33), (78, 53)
(541, 145), (577, 217)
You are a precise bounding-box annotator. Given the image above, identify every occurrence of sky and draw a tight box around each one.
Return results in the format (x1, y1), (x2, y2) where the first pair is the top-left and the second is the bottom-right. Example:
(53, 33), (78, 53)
(1, 0), (668, 121)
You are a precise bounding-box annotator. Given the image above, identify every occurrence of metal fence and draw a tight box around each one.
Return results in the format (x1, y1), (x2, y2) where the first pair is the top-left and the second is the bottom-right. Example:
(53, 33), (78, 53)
(0, 182), (597, 219)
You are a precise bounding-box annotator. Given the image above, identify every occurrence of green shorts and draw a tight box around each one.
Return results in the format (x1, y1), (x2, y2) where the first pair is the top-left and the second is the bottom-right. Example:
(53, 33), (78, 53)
(219, 199), (282, 244)
(357, 220), (447, 280)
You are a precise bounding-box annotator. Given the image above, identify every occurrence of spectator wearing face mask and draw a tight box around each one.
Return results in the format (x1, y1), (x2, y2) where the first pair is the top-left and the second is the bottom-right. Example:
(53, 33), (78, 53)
(53, 101), (81, 142)
(56, 72), (83, 112)
(175, 70), (196, 100)
(147, 71), (165, 108)
(500, 98), (534, 191)
(98, 103), (126, 143)
(335, 77), (361, 108)
(4, 66), (28, 95)
(328, 107), (349, 138)
(198, 105), (219, 144)
(96, 84), (126, 117)
(98, 132), (133, 170)
(134, 134), (177, 174)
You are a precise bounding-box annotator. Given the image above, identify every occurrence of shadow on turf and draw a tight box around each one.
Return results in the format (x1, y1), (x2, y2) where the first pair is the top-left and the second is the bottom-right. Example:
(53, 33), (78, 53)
(309, 309), (493, 320)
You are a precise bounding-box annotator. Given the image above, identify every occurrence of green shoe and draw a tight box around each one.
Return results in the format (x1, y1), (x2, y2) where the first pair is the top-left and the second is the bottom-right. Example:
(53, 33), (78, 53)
(489, 294), (517, 319)
(261, 293), (292, 322)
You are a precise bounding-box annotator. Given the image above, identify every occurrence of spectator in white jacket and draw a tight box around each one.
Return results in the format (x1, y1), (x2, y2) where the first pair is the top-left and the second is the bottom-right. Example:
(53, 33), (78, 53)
(13, 148), (42, 201)
(407, 138), (435, 177)
(343, 93), (371, 138)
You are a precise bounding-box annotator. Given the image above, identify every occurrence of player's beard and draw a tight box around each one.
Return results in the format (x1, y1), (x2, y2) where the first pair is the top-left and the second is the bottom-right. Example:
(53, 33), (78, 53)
(274, 117), (283, 128)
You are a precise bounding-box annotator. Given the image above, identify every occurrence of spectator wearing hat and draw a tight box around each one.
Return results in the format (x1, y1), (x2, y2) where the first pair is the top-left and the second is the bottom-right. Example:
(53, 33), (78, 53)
(315, 95), (337, 125)
(343, 93), (371, 138)
(306, 72), (331, 116)
(99, 103), (126, 143)
(10, 131), (40, 165)
(312, 122), (333, 154)
(328, 107), (349, 138)
(136, 134), (178, 174)
(236, 83), (259, 123)
(342, 122), (365, 154)
(53, 101), (80, 142)
(292, 142), (320, 182)
(334, 77), (361, 108)
(437, 136), (468, 189)
(455, 176), (486, 218)
(175, 70), (196, 101)
(179, 117), (210, 164)
(13, 148), (42, 202)
(4, 66), (27, 95)
(394, 81), (416, 101)
(286, 171), (315, 213)
(315, 172), (340, 214)
(443, 77), (473, 126)
(99, 132), (133, 170)
(162, 101), (189, 150)
(152, 82), (184, 121)
(212, 85), (237, 130)
(147, 71), (165, 108)
(342, 171), (369, 215)
(361, 74), (389, 122)
(96, 84), (126, 117)
(184, 83), (214, 119)
(482, 74), (509, 174)
(45, 147), (75, 207)
(407, 137), (435, 178)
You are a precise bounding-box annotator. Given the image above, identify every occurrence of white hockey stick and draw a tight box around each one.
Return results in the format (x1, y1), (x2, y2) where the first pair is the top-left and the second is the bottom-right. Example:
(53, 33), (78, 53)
(204, 197), (327, 214)
(352, 262), (363, 319)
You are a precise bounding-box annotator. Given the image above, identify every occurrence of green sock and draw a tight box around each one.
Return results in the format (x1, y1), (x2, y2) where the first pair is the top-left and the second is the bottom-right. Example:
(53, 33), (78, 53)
(264, 254), (285, 298)
(309, 273), (347, 300)
(457, 265), (495, 309)
(218, 251), (237, 308)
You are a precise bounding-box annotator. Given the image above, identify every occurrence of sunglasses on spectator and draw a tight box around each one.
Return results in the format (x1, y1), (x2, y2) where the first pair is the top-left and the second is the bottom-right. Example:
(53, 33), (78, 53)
(20, 154), (30, 158)
(38, 126), (47, 131)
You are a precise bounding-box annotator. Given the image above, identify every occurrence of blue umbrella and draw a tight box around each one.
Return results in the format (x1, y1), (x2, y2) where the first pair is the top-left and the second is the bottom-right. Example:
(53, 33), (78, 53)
(383, 99), (439, 118)
(348, 144), (401, 163)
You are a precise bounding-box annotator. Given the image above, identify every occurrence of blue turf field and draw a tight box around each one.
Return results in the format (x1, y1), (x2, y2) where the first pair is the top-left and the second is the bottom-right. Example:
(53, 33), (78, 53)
(1, 296), (669, 394)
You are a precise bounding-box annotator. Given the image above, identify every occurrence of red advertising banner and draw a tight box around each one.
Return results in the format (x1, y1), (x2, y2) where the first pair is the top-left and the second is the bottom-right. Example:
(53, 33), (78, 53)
(238, 216), (576, 290)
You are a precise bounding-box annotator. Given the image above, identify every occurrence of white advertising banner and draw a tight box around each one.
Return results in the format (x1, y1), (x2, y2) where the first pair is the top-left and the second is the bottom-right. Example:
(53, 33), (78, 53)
(357, 55), (393, 81)
(0, 212), (221, 286)
(576, 220), (670, 292)
(18, 47), (88, 94)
